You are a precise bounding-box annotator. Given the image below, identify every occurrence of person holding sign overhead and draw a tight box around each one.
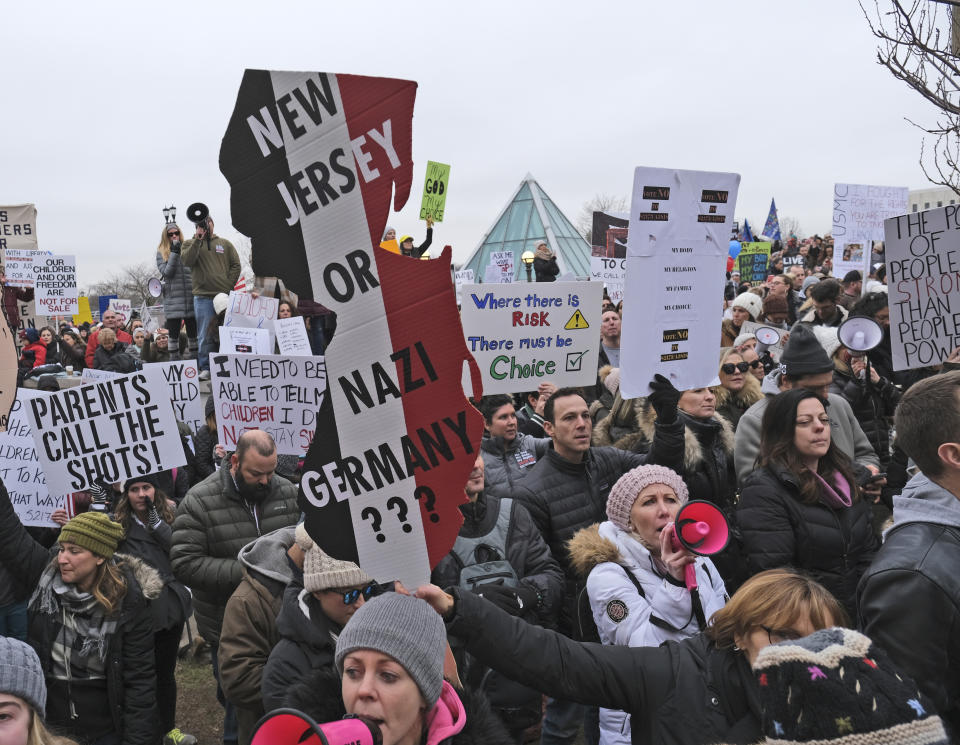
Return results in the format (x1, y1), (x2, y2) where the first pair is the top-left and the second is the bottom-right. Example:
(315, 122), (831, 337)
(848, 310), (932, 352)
(398, 217), (433, 258)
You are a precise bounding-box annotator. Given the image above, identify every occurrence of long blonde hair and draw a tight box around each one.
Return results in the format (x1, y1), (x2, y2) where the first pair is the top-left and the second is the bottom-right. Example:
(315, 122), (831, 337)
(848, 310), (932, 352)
(29, 709), (78, 745)
(50, 553), (128, 617)
(157, 225), (179, 262)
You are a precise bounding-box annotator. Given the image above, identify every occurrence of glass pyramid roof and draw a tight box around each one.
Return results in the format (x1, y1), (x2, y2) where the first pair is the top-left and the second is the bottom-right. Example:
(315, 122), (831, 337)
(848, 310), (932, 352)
(462, 175), (592, 281)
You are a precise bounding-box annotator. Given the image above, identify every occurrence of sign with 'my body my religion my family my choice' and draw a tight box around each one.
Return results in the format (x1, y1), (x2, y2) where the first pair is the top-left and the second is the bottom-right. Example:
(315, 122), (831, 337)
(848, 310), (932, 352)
(218, 70), (483, 588)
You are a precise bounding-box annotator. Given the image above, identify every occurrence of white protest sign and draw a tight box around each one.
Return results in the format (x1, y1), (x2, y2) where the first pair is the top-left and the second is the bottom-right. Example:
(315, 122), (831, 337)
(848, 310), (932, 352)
(220, 326), (271, 354)
(461, 281), (603, 395)
(454, 269), (474, 293)
(27, 368), (186, 493)
(0, 204), (38, 252)
(107, 298), (132, 325)
(885, 206), (960, 370)
(740, 320), (786, 361)
(151, 360), (203, 433)
(3, 249), (41, 287)
(620, 167), (740, 397)
(140, 302), (161, 334)
(0, 390), (74, 527)
(210, 353), (326, 456)
(832, 183), (907, 280)
(590, 256), (627, 303)
(274, 316), (312, 356)
(81, 368), (122, 385)
(489, 251), (514, 283)
(13, 299), (45, 354)
(33, 255), (78, 316)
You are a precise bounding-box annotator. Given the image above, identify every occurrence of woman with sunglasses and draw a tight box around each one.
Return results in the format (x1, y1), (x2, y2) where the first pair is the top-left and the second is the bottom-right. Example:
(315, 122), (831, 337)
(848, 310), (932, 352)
(261, 524), (387, 712)
(156, 219), (197, 362)
(711, 348), (763, 428)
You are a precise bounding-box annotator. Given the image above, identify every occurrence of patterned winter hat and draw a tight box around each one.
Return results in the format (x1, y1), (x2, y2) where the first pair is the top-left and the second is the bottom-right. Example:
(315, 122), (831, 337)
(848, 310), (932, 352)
(606, 464), (689, 531)
(752, 627), (948, 744)
(296, 523), (372, 593)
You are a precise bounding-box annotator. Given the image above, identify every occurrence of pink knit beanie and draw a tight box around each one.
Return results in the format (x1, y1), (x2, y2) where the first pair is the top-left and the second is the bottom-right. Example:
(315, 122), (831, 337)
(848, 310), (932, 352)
(606, 464), (689, 531)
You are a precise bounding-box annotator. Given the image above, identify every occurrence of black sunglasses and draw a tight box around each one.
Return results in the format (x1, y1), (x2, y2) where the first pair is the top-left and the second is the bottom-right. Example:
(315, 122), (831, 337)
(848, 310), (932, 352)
(721, 361), (751, 374)
(329, 581), (381, 605)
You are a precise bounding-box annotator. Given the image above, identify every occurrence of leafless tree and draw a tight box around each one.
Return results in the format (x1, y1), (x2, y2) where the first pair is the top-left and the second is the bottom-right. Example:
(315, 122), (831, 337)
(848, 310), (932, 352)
(85, 261), (158, 309)
(860, 0), (960, 194)
(576, 194), (629, 241)
(779, 216), (805, 240)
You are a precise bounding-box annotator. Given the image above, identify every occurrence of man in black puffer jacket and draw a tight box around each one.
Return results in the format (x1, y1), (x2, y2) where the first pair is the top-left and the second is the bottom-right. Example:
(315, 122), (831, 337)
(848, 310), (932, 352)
(510, 386), (685, 745)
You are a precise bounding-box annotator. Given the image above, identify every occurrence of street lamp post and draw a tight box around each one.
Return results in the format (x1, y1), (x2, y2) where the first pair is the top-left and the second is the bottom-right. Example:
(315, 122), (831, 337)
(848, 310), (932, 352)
(521, 250), (535, 282)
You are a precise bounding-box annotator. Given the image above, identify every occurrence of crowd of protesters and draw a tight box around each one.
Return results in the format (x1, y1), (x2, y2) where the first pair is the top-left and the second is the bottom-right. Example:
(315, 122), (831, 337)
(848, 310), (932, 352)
(0, 226), (958, 745)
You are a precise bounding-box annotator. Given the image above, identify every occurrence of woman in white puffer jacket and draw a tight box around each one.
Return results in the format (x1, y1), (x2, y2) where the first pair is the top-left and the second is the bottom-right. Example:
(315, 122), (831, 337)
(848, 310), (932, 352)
(568, 464), (728, 745)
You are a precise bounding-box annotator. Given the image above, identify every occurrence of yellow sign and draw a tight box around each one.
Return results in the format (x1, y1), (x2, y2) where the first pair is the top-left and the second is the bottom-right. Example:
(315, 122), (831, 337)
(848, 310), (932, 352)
(379, 239), (400, 255)
(72, 296), (93, 325)
(564, 309), (590, 330)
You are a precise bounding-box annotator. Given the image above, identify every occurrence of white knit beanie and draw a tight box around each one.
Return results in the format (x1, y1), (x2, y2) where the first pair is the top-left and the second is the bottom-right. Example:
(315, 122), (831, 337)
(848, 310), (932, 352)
(732, 292), (763, 321)
(296, 523), (372, 593)
(813, 326), (842, 360)
(606, 465), (689, 531)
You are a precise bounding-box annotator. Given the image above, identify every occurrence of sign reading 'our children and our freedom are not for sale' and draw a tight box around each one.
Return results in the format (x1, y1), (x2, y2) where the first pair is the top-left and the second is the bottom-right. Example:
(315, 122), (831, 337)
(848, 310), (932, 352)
(460, 281), (603, 395)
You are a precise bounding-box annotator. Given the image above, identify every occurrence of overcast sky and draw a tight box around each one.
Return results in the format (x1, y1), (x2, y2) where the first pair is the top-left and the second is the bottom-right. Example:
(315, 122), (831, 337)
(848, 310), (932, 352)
(0, 0), (945, 288)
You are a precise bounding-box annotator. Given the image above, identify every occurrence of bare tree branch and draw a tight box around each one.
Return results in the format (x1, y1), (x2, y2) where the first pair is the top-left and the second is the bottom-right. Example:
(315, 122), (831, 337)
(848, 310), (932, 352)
(577, 194), (629, 242)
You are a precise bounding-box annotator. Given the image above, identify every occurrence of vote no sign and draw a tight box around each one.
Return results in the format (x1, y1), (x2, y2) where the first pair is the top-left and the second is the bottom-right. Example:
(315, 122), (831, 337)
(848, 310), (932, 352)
(460, 281), (602, 394)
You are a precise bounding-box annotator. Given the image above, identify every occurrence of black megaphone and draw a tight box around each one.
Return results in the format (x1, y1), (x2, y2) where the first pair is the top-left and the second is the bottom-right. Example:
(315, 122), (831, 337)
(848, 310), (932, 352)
(669, 500), (730, 591)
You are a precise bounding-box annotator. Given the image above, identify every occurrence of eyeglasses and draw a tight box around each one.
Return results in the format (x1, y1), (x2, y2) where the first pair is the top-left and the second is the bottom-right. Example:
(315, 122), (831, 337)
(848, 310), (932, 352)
(721, 362), (750, 374)
(167, 231), (180, 238)
(328, 581), (381, 605)
(761, 625), (804, 644)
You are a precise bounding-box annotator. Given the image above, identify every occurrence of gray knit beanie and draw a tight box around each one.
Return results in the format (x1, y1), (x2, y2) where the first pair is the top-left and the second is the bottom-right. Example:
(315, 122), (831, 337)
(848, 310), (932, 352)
(0, 637), (46, 717)
(335, 593), (447, 707)
(296, 524), (372, 593)
(606, 464), (689, 531)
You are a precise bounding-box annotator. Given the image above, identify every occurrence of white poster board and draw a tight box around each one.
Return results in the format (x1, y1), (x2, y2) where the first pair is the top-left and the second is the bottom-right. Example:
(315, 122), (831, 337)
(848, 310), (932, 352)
(219, 326), (271, 354)
(488, 251), (514, 283)
(140, 302), (161, 334)
(590, 256), (627, 303)
(832, 183), (908, 280)
(620, 167), (741, 397)
(454, 269), (474, 294)
(224, 290), (278, 348)
(274, 316), (312, 356)
(740, 320), (786, 361)
(3, 249), (41, 287)
(0, 390), (73, 527)
(33, 254), (78, 316)
(28, 368), (186, 493)
(81, 368), (122, 384)
(885, 206), (960, 370)
(210, 353), (327, 455)
(153, 360), (203, 433)
(460, 281), (603, 394)
(0, 204), (38, 252)
(107, 298), (132, 326)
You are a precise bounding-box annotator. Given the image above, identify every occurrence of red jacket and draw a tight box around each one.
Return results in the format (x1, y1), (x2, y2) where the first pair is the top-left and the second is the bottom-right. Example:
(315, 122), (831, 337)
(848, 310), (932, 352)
(20, 341), (46, 368)
(85, 327), (132, 368)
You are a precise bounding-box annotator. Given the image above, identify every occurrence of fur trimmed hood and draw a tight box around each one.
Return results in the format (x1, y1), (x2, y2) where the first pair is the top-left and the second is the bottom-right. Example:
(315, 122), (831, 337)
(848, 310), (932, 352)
(638, 402), (735, 472)
(710, 377), (763, 412)
(116, 552), (164, 600)
(567, 523), (622, 579)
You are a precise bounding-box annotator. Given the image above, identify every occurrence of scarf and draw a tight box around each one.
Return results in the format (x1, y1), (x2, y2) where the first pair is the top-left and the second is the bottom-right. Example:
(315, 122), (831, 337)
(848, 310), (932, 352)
(812, 470), (853, 509)
(31, 563), (118, 679)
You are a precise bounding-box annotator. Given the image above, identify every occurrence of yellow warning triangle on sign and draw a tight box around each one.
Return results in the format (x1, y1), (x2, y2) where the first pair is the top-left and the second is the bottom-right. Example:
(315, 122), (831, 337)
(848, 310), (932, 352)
(564, 309), (590, 330)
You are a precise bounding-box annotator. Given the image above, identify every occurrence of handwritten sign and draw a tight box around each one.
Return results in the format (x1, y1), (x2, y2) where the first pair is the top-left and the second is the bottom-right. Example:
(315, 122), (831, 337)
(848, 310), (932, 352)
(832, 183), (907, 279)
(488, 251), (514, 283)
(210, 353), (326, 455)
(419, 161), (450, 222)
(3, 249), (41, 287)
(0, 390), (74, 527)
(27, 368), (186, 493)
(274, 316), (312, 356)
(736, 242), (772, 286)
(460, 281), (602, 394)
(14, 300), (44, 354)
(107, 298), (132, 326)
(885, 205), (960, 370)
(0, 205), (38, 252)
(34, 255), (78, 316)
(620, 166), (741, 397)
(140, 302), (161, 334)
(81, 368), (122, 385)
(590, 256), (626, 303)
(147, 360), (204, 433)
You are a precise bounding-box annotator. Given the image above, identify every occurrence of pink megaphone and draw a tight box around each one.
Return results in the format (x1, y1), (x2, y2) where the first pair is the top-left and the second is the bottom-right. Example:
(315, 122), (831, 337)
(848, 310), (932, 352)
(669, 500), (730, 591)
(251, 709), (382, 745)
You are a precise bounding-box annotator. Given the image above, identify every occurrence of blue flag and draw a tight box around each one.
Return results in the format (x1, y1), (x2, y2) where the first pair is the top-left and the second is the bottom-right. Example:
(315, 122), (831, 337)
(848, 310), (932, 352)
(761, 199), (781, 241)
(740, 219), (754, 242)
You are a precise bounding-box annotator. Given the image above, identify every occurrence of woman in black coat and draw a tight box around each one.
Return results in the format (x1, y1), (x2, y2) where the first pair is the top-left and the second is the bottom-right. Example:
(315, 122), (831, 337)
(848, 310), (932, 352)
(737, 389), (878, 619)
(415, 568), (844, 745)
(533, 242), (559, 282)
(0, 482), (159, 745)
(113, 476), (194, 745)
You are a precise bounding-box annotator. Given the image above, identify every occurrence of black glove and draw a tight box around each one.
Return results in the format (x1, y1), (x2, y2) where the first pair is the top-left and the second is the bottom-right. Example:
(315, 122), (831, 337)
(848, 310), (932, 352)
(647, 374), (681, 424)
(170, 240), (182, 254)
(476, 583), (527, 617)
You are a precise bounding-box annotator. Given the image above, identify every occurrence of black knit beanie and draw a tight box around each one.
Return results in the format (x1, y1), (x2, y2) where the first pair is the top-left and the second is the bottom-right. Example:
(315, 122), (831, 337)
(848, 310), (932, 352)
(780, 324), (833, 377)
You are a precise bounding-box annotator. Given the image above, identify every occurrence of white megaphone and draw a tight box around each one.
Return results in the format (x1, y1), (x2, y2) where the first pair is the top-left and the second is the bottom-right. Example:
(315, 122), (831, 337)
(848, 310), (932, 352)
(754, 326), (781, 357)
(837, 316), (883, 353)
(147, 278), (163, 298)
